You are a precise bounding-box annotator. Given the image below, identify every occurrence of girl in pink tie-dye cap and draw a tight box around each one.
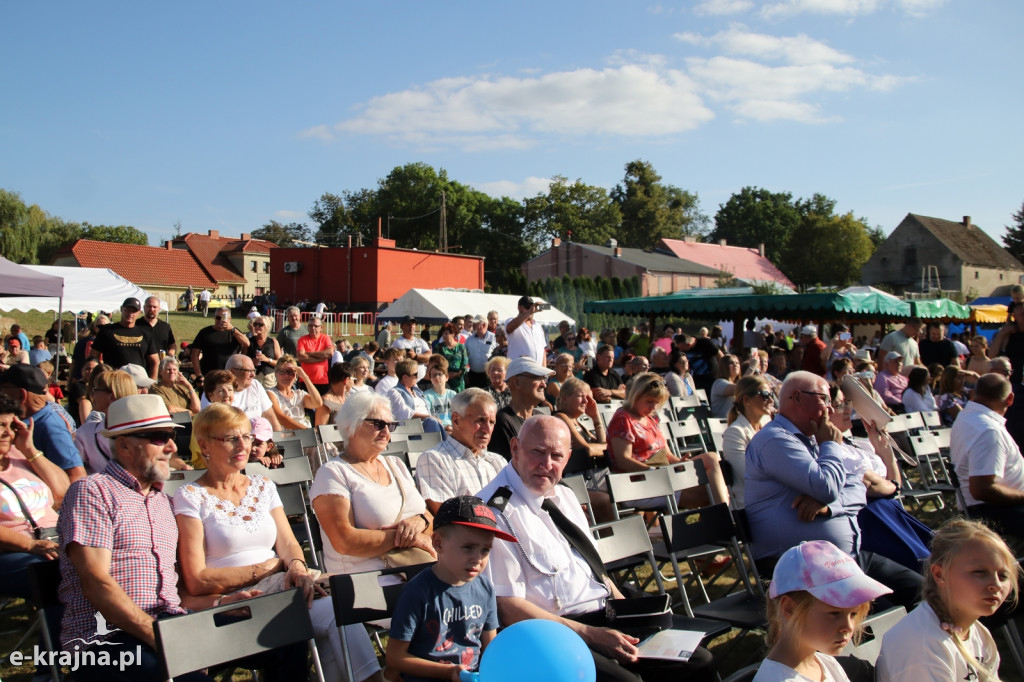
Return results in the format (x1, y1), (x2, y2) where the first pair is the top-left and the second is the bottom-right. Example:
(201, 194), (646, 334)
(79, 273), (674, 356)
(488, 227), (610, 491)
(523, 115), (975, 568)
(754, 540), (892, 682)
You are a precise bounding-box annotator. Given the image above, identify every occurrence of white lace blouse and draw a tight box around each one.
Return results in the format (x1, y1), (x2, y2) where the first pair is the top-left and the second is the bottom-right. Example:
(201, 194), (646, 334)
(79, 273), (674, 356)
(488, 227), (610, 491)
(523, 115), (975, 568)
(172, 475), (283, 569)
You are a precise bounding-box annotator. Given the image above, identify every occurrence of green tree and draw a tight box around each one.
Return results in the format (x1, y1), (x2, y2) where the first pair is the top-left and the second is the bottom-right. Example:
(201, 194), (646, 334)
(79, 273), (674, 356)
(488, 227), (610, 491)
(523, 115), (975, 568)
(37, 217), (84, 264)
(252, 220), (311, 247)
(711, 187), (800, 265)
(1003, 201), (1024, 264)
(466, 195), (531, 292)
(523, 176), (620, 247)
(308, 192), (352, 246)
(611, 160), (707, 250)
(80, 223), (148, 245)
(0, 189), (39, 263)
(782, 212), (876, 287)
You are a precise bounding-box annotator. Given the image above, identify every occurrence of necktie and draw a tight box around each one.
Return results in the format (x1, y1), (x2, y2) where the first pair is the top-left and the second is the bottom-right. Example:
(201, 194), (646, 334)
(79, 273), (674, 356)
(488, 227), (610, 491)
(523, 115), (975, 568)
(541, 498), (609, 583)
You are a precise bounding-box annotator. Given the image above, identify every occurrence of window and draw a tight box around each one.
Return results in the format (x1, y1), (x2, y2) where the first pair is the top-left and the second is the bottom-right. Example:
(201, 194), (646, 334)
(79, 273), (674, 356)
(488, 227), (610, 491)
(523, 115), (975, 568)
(250, 260), (257, 272)
(903, 246), (917, 268)
(975, 271), (980, 279)
(262, 262), (269, 273)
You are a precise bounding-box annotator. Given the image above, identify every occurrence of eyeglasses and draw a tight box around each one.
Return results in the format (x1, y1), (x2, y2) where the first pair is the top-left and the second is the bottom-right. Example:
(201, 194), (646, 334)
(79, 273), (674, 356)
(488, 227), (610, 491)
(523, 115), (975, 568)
(127, 431), (174, 446)
(276, 369), (296, 376)
(364, 418), (399, 433)
(210, 434), (255, 446)
(831, 399), (852, 410)
(231, 368), (257, 374)
(252, 322), (265, 327)
(799, 390), (830, 404)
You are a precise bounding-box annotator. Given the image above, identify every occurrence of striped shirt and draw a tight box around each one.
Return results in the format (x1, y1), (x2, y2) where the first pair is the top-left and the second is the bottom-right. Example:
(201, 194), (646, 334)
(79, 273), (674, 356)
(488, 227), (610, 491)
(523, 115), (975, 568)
(416, 437), (507, 505)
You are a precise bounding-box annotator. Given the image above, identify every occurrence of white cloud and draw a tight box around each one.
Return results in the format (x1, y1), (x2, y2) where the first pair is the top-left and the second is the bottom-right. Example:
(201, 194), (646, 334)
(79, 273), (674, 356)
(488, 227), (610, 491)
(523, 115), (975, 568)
(693, 0), (755, 16)
(678, 26), (907, 122)
(312, 60), (714, 151)
(298, 124), (333, 142)
(273, 210), (306, 221)
(760, 0), (947, 19)
(675, 24), (853, 65)
(473, 177), (553, 200)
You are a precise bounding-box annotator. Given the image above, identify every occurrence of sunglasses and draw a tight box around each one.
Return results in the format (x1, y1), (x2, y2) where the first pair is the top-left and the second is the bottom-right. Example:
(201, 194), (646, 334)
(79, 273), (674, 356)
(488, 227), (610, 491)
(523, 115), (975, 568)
(753, 390), (774, 400)
(252, 322), (266, 327)
(128, 430), (174, 446)
(364, 418), (399, 433)
(276, 369), (296, 376)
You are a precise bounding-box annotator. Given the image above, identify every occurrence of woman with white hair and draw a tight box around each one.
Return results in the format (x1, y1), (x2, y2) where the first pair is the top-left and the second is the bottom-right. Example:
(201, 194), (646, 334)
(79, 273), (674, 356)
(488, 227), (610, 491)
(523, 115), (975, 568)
(151, 355), (201, 415)
(310, 392), (434, 577)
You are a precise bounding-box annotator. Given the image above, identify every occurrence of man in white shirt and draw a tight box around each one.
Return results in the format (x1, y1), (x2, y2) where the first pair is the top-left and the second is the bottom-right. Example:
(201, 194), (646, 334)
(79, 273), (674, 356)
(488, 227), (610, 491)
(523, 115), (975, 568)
(504, 296), (548, 366)
(210, 354), (282, 429)
(391, 315), (431, 380)
(478, 416), (715, 682)
(417, 389), (505, 514)
(949, 372), (1024, 547)
(464, 316), (495, 389)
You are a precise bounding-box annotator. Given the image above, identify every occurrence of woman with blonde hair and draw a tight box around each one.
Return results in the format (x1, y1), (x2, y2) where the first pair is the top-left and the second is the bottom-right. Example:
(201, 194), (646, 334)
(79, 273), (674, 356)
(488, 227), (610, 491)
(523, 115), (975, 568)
(720, 375), (774, 509)
(74, 369), (139, 474)
(267, 353), (323, 430)
(710, 354), (741, 418)
(484, 355), (511, 410)
(936, 365), (969, 426)
(966, 335), (991, 376)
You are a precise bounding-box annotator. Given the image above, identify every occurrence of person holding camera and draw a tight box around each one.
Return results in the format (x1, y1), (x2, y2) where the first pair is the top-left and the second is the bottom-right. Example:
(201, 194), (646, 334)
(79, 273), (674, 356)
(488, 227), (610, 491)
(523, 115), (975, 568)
(822, 323), (858, 380)
(504, 296), (549, 366)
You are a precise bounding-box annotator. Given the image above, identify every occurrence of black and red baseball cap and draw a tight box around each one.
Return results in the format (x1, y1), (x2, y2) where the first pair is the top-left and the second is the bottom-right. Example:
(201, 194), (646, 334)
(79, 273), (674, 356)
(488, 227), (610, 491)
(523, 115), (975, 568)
(433, 495), (517, 543)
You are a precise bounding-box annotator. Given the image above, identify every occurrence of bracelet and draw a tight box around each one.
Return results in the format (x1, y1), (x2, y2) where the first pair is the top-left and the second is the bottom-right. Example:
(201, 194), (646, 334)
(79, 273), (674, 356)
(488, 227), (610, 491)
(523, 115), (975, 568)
(25, 450), (43, 463)
(288, 558), (307, 570)
(418, 513), (430, 531)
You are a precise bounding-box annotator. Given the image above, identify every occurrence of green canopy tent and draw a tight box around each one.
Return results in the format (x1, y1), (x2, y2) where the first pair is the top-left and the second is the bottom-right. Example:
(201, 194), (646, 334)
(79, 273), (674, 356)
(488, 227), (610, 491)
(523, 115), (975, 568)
(906, 298), (972, 321)
(583, 291), (911, 322)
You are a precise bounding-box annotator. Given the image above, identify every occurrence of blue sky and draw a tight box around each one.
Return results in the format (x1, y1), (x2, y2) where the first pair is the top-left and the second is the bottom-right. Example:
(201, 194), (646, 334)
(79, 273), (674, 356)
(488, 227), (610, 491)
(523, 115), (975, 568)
(3, 1), (1022, 250)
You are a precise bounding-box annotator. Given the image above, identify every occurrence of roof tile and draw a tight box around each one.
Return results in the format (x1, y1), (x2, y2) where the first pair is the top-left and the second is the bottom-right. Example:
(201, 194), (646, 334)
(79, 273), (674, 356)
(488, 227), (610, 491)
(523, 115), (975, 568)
(62, 240), (216, 287)
(656, 239), (795, 287)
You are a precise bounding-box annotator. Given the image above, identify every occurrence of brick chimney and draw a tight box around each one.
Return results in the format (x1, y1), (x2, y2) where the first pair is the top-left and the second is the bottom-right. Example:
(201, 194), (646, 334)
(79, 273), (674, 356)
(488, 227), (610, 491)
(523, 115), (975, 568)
(165, 240), (173, 250)
(683, 235), (698, 243)
(718, 239), (727, 246)
(963, 216), (972, 229)
(208, 230), (220, 239)
(614, 247), (622, 258)
(552, 237), (561, 248)
(758, 243), (766, 257)
(241, 232), (251, 240)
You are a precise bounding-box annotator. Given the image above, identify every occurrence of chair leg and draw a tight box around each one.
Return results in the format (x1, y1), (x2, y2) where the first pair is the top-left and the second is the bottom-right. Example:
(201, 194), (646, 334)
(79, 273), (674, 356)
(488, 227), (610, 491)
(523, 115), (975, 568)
(1000, 620), (1024, 679)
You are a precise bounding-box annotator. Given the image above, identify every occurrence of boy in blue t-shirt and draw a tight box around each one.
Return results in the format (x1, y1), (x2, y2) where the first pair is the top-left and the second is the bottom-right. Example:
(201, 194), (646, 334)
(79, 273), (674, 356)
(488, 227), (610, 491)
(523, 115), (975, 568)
(386, 495), (517, 682)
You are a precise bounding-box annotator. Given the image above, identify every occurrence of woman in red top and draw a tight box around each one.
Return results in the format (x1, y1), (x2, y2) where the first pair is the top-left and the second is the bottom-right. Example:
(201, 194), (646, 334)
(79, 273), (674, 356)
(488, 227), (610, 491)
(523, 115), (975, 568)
(607, 373), (679, 471)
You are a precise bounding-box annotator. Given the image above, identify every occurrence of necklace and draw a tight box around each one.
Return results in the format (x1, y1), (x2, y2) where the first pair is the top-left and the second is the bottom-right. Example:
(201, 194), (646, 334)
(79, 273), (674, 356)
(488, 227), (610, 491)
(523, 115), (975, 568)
(347, 457), (384, 485)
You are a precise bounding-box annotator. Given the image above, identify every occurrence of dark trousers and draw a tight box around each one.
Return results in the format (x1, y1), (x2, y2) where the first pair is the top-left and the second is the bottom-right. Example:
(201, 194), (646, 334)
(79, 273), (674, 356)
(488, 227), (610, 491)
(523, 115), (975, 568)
(757, 550), (922, 612)
(566, 611), (716, 682)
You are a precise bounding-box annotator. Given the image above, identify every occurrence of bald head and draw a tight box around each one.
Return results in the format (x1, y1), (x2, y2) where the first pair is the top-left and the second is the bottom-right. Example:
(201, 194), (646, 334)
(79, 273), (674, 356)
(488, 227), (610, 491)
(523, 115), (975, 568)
(510, 415), (572, 495)
(972, 373), (1013, 413)
(778, 370), (832, 434)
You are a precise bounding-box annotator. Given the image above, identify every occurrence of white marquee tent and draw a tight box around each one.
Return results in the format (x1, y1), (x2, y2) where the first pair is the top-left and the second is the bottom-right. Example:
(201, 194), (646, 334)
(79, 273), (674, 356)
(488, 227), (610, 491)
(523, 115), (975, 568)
(0, 264), (166, 314)
(378, 288), (574, 328)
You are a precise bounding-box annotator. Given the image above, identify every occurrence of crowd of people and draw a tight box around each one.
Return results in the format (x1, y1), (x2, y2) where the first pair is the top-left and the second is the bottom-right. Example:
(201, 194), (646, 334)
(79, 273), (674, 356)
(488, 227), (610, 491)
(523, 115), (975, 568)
(1, 292), (1023, 681)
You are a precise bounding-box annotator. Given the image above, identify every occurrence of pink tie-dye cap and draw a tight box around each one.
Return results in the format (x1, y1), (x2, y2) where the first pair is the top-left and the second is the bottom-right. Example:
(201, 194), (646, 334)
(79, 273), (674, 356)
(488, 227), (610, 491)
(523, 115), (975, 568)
(768, 540), (892, 608)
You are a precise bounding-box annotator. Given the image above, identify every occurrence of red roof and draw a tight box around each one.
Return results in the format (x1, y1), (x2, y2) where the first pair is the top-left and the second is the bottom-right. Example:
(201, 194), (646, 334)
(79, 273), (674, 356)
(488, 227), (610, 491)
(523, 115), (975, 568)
(657, 239), (795, 287)
(61, 240), (216, 288)
(173, 233), (276, 283)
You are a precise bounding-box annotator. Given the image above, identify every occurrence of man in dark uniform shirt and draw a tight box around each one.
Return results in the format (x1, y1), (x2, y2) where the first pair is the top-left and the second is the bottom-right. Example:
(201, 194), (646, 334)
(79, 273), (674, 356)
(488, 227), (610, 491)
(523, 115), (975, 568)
(139, 296), (176, 357)
(90, 298), (158, 379)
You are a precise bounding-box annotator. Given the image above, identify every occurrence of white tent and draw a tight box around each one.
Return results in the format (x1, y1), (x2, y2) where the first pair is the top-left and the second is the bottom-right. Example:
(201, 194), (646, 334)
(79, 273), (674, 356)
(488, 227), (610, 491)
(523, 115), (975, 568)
(0, 265), (167, 313)
(378, 289), (574, 328)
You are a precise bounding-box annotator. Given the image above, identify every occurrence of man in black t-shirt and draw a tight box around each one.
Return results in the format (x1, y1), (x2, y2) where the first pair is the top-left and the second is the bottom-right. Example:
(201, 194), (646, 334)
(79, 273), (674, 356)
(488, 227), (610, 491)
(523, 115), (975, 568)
(190, 307), (250, 376)
(582, 344), (626, 403)
(90, 298), (158, 379)
(677, 333), (722, 393)
(490, 357), (553, 461)
(140, 296), (177, 357)
(918, 322), (960, 368)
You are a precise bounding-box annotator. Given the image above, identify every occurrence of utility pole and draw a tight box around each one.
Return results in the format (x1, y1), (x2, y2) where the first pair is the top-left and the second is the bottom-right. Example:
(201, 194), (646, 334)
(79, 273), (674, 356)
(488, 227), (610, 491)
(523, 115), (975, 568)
(439, 190), (448, 253)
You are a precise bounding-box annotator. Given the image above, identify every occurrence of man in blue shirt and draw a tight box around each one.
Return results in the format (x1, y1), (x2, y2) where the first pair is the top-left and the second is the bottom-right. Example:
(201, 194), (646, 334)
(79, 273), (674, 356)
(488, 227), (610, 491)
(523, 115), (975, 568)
(0, 365), (85, 482)
(745, 371), (920, 609)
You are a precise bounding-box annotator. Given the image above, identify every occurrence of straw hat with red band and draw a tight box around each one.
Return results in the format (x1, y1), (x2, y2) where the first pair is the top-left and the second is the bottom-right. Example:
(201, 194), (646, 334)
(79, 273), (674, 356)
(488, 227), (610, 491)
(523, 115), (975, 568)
(101, 394), (183, 438)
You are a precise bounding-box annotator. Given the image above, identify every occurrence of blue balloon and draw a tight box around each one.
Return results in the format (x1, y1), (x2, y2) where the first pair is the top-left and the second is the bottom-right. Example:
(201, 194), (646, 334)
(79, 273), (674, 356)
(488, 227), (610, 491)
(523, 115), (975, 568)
(480, 619), (595, 682)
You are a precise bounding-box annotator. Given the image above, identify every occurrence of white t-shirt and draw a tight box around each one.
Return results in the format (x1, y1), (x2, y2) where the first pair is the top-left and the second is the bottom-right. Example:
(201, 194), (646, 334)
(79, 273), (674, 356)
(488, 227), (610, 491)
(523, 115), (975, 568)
(308, 456), (426, 575)
(74, 411), (113, 475)
(901, 387), (937, 413)
(172, 475), (282, 569)
(200, 381), (273, 420)
(504, 317), (547, 366)
(392, 336), (430, 380)
(877, 602), (999, 681)
(879, 330), (921, 365)
(710, 378), (735, 419)
(374, 374), (398, 396)
(753, 653), (849, 682)
(950, 401), (1024, 507)
(268, 386), (311, 428)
